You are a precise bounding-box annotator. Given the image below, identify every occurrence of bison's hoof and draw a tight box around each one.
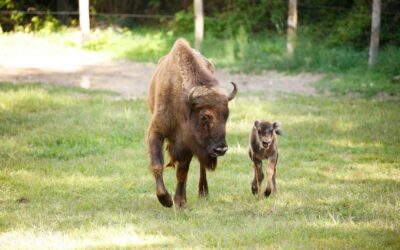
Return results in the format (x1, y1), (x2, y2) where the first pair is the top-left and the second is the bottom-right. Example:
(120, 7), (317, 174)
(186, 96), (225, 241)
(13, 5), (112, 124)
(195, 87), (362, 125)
(173, 196), (187, 208)
(198, 189), (209, 198)
(157, 192), (173, 207)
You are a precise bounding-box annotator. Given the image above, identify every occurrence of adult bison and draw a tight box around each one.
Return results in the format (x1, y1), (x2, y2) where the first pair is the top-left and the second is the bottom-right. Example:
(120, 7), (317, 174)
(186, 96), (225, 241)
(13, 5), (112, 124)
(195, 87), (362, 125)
(147, 38), (237, 208)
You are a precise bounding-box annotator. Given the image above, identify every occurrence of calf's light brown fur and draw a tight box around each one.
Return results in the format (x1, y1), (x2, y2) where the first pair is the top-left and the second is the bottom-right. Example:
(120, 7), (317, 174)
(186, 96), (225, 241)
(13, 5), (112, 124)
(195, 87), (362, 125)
(248, 120), (281, 198)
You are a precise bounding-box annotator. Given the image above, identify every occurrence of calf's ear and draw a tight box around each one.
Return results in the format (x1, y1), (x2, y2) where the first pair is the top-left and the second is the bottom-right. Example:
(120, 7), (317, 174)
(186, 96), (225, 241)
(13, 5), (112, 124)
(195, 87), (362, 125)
(254, 120), (260, 130)
(273, 122), (282, 135)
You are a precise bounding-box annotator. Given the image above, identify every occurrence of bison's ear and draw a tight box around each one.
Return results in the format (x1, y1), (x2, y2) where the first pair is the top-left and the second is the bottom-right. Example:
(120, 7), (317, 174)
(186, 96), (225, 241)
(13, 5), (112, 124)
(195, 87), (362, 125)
(273, 122), (282, 135)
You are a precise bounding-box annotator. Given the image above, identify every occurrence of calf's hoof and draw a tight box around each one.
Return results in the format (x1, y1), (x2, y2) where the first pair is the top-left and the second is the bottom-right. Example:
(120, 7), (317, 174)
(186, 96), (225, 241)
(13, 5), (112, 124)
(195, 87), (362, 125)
(173, 196), (187, 208)
(264, 189), (271, 197)
(264, 188), (276, 198)
(157, 192), (173, 207)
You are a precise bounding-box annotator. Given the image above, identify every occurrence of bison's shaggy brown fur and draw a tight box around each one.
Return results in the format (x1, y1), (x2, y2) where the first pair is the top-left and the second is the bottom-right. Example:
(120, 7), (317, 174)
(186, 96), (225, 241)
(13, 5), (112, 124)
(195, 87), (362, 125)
(147, 38), (237, 207)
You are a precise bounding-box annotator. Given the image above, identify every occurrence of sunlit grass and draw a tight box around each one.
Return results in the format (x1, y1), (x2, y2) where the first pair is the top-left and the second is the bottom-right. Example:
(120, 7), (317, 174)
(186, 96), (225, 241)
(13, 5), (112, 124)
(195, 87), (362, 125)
(0, 83), (399, 249)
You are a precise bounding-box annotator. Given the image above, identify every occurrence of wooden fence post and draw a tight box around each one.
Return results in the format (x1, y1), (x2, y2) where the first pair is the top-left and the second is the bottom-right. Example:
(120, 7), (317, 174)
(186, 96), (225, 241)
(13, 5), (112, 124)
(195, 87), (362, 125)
(79, 0), (90, 43)
(194, 0), (204, 51)
(368, 0), (381, 66)
(287, 0), (297, 56)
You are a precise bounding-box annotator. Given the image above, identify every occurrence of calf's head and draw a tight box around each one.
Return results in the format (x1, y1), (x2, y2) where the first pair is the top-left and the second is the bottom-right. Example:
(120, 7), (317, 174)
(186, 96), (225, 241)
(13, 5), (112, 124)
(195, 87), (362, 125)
(187, 82), (237, 160)
(254, 120), (281, 148)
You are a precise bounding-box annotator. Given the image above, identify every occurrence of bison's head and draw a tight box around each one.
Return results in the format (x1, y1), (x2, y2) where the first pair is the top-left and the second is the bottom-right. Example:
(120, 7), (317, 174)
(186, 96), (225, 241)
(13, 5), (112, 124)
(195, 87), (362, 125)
(254, 120), (281, 149)
(186, 82), (237, 168)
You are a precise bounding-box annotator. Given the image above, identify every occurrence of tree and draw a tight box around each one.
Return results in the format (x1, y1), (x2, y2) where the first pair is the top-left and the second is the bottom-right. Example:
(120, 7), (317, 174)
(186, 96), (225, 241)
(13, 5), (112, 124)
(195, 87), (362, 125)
(194, 0), (204, 51)
(368, 0), (381, 66)
(286, 0), (297, 55)
(79, 0), (90, 43)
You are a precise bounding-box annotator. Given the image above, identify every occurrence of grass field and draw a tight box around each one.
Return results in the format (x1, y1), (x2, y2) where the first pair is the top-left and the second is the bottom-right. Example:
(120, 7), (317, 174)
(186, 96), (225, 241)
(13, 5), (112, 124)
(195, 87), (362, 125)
(0, 83), (399, 249)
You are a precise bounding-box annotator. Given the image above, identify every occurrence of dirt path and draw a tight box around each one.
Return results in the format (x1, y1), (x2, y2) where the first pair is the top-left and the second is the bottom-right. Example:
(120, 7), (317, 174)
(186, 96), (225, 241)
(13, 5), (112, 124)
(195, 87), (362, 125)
(0, 34), (323, 98)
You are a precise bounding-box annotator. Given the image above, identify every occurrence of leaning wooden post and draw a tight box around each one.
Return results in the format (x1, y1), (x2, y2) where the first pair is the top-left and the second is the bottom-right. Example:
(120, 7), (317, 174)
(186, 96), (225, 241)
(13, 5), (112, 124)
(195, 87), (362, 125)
(79, 0), (90, 44)
(286, 0), (297, 56)
(194, 0), (204, 52)
(368, 0), (381, 67)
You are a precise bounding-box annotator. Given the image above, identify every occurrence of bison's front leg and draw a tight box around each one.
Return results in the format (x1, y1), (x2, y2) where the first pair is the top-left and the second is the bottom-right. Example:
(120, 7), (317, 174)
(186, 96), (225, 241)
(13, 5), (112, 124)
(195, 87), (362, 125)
(252, 159), (264, 199)
(198, 164), (208, 197)
(265, 155), (278, 197)
(174, 156), (192, 208)
(148, 131), (172, 207)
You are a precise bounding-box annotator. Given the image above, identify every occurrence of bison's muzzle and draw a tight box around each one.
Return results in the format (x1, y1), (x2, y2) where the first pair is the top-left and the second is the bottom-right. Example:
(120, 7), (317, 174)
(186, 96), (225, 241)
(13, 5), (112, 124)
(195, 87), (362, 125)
(210, 142), (228, 157)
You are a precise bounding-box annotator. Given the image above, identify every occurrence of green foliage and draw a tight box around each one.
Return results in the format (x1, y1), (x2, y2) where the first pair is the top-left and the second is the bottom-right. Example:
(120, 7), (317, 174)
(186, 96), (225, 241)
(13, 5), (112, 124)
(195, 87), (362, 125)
(1, 0), (400, 47)
(69, 27), (178, 62)
(169, 9), (194, 33)
(325, 7), (371, 47)
(0, 0), (13, 9)
(28, 14), (60, 33)
(0, 83), (399, 248)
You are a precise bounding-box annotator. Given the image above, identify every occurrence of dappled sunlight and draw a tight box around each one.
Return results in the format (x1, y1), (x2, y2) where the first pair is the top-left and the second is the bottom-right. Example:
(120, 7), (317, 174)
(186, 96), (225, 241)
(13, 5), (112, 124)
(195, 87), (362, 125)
(332, 119), (354, 132)
(1, 81), (399, 248)
(0, 226), (174, 249)
(277, 113), (326, 126)
(0, 32), (110, 72)
(0, 88), (77, 113)
(80, 76), (91, 89)
(8, 169), (123, 189)
(264, 222), (400, 249)
(334, 162), (400, 181)
(329, 139), (383, 149)
(0, 33), (154, 97)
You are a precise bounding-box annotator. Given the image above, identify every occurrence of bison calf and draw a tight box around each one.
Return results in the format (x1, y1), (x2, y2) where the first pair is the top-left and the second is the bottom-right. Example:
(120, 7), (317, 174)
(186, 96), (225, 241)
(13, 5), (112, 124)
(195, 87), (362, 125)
(248, 120), (281, 198)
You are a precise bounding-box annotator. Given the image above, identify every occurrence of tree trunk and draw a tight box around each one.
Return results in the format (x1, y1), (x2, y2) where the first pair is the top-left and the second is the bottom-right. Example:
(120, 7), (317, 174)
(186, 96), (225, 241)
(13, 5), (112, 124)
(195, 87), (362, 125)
(79, 0), (90, 43)
(194, 0), (204, 52)
(368, 0), (381, 66)
(286, 0), (297, 55)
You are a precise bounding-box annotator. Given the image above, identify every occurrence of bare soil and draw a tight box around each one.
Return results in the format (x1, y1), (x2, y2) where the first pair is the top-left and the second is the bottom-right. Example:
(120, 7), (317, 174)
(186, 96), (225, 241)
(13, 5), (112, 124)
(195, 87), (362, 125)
(0, 35), (323, 98)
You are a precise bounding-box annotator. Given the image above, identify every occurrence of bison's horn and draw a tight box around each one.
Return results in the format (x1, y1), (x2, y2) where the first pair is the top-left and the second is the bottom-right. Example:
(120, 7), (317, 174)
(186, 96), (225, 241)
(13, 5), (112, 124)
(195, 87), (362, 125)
(228, 82), (238, 101)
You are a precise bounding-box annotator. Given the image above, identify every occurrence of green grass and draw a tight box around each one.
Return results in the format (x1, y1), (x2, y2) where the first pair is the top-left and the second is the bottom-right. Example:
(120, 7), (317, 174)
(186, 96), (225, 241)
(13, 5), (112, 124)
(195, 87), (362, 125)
(1, 83), (399, 249)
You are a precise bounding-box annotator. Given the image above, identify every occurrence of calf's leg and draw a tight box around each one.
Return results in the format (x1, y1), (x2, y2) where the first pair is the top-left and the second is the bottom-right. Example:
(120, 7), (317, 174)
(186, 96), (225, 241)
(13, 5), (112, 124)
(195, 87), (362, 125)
(265, 156), (278, 197)
(148, 131), (172, 207)
(251, 159), (264, 199)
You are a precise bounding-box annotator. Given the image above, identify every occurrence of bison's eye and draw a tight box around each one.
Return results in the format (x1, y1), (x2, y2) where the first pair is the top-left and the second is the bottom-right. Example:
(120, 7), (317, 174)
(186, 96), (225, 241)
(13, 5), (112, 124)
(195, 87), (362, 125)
(200, 114), (212, 128)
